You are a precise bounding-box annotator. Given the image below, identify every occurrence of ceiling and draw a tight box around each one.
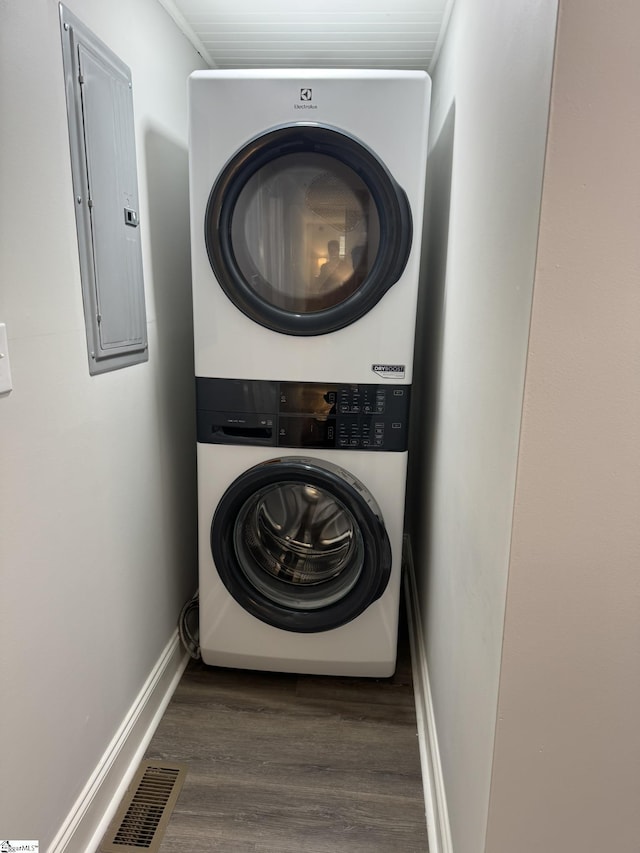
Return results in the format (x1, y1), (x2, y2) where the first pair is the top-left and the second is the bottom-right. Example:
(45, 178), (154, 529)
(159, 0), (453, 72)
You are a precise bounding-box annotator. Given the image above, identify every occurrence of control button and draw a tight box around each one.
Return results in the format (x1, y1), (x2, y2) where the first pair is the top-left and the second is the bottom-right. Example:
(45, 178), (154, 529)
(361, 439), (371, 447)
(351, 405), (360, 413)
(350, 439), (359, 447)
(393, 389), (405, 396)
(392, 422), (402, 429)
(375, 439), (384, 447)
(363, 404), (372, 413)
(339, 404), (350, 414)
(338, 437), (350, 447)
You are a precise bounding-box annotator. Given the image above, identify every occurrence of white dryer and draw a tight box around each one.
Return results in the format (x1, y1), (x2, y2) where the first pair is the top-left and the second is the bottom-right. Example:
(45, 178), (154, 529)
(196, 378), (409, 676)
(188, 69), (431, 385)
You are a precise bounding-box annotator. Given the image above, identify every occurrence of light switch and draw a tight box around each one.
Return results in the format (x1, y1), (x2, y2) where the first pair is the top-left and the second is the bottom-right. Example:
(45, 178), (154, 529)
(0, 323), (13, 394)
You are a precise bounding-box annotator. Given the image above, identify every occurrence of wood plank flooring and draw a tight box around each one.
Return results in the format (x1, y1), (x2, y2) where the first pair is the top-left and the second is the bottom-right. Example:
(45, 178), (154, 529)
(143, 607), (428, 852)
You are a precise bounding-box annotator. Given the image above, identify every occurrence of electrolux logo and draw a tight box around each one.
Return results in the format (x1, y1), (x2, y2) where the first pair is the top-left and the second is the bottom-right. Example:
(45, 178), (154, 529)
(294, 87), (318, 110)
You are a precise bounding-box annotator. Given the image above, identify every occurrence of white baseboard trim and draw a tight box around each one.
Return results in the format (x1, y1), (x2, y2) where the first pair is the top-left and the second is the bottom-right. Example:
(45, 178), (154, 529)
(403, 535), (453, 853)
(48, 630), (189, 853)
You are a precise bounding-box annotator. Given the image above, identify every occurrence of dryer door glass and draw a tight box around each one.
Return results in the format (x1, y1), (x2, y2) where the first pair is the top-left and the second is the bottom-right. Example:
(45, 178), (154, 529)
(231, 153), (380, 314)
(210, 457), (392, 632)
(205, 125), (412, 336)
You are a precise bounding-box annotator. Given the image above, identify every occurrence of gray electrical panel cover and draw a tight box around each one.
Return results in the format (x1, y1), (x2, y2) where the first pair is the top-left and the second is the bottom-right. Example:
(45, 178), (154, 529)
(60, 4), (148, 374)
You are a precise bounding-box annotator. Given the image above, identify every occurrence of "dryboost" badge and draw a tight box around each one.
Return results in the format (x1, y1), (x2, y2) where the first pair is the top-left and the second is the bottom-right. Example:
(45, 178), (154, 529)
(372, 364), (406, 380)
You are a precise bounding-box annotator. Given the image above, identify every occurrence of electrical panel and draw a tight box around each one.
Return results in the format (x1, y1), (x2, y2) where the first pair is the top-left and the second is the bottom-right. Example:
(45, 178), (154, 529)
(60, 4), (148, 374)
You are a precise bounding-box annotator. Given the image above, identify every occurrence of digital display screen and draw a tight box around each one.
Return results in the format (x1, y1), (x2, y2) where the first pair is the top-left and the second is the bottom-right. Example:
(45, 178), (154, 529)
(279, 383), (338, 417)
(278, 416), (337, 448)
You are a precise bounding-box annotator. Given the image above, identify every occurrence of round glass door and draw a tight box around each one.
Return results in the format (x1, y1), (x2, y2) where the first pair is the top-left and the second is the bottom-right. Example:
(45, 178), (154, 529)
(232, 152), (380, 314)
(235, 480), (365, 609)
(211, 457), (392, 632)
(205, 125), (412, 336)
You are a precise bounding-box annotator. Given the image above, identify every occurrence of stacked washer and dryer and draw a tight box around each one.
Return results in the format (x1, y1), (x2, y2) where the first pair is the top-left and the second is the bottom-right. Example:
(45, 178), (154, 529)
(188, 70), (431, 677)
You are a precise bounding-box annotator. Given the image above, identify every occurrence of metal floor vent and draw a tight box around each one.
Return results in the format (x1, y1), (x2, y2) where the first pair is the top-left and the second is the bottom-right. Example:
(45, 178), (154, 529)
(100, 760), (187, 852)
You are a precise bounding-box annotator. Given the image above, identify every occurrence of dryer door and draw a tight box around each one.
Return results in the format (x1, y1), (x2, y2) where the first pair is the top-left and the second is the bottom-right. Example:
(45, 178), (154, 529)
(204, 124), (412, 336)
(211, 457), (392, 632)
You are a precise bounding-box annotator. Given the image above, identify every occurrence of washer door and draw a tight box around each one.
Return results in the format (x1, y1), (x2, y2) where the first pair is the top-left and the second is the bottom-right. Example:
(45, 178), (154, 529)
(211, 457), (392, 632)
(204, 124), (412, 336)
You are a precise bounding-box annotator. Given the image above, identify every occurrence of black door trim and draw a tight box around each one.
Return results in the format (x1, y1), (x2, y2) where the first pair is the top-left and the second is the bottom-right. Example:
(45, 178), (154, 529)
(204, 123), (413, 336)
(211, 457), (392, 632)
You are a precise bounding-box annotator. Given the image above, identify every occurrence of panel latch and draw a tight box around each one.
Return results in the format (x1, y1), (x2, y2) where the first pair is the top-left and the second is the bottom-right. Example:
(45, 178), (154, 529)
(124, 207), (139, 227)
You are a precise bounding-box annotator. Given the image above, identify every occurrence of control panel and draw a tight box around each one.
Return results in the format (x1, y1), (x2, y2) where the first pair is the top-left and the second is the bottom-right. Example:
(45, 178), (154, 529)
(196, 378), (410, 452)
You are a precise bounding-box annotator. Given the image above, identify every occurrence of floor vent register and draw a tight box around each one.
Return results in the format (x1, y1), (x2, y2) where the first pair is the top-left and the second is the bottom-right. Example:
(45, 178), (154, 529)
(100, 760), (187, 852)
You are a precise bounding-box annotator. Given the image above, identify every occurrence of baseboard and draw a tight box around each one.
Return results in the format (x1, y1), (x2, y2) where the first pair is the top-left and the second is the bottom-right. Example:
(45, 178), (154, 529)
(47, 630), (189, 853)
(403, 535), (453, 853)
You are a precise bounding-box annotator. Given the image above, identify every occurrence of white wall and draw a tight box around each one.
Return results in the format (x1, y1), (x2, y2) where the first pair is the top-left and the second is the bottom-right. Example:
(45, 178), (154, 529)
(486, 1), (640, 850)
(0, 0), (206, 846)
(407, 1), (558, 851)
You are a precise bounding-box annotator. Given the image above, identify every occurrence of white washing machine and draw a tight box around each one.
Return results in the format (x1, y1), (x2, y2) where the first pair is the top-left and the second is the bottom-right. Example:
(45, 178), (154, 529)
(196, 378), (409, 676)
(188, 69), (431, 385)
